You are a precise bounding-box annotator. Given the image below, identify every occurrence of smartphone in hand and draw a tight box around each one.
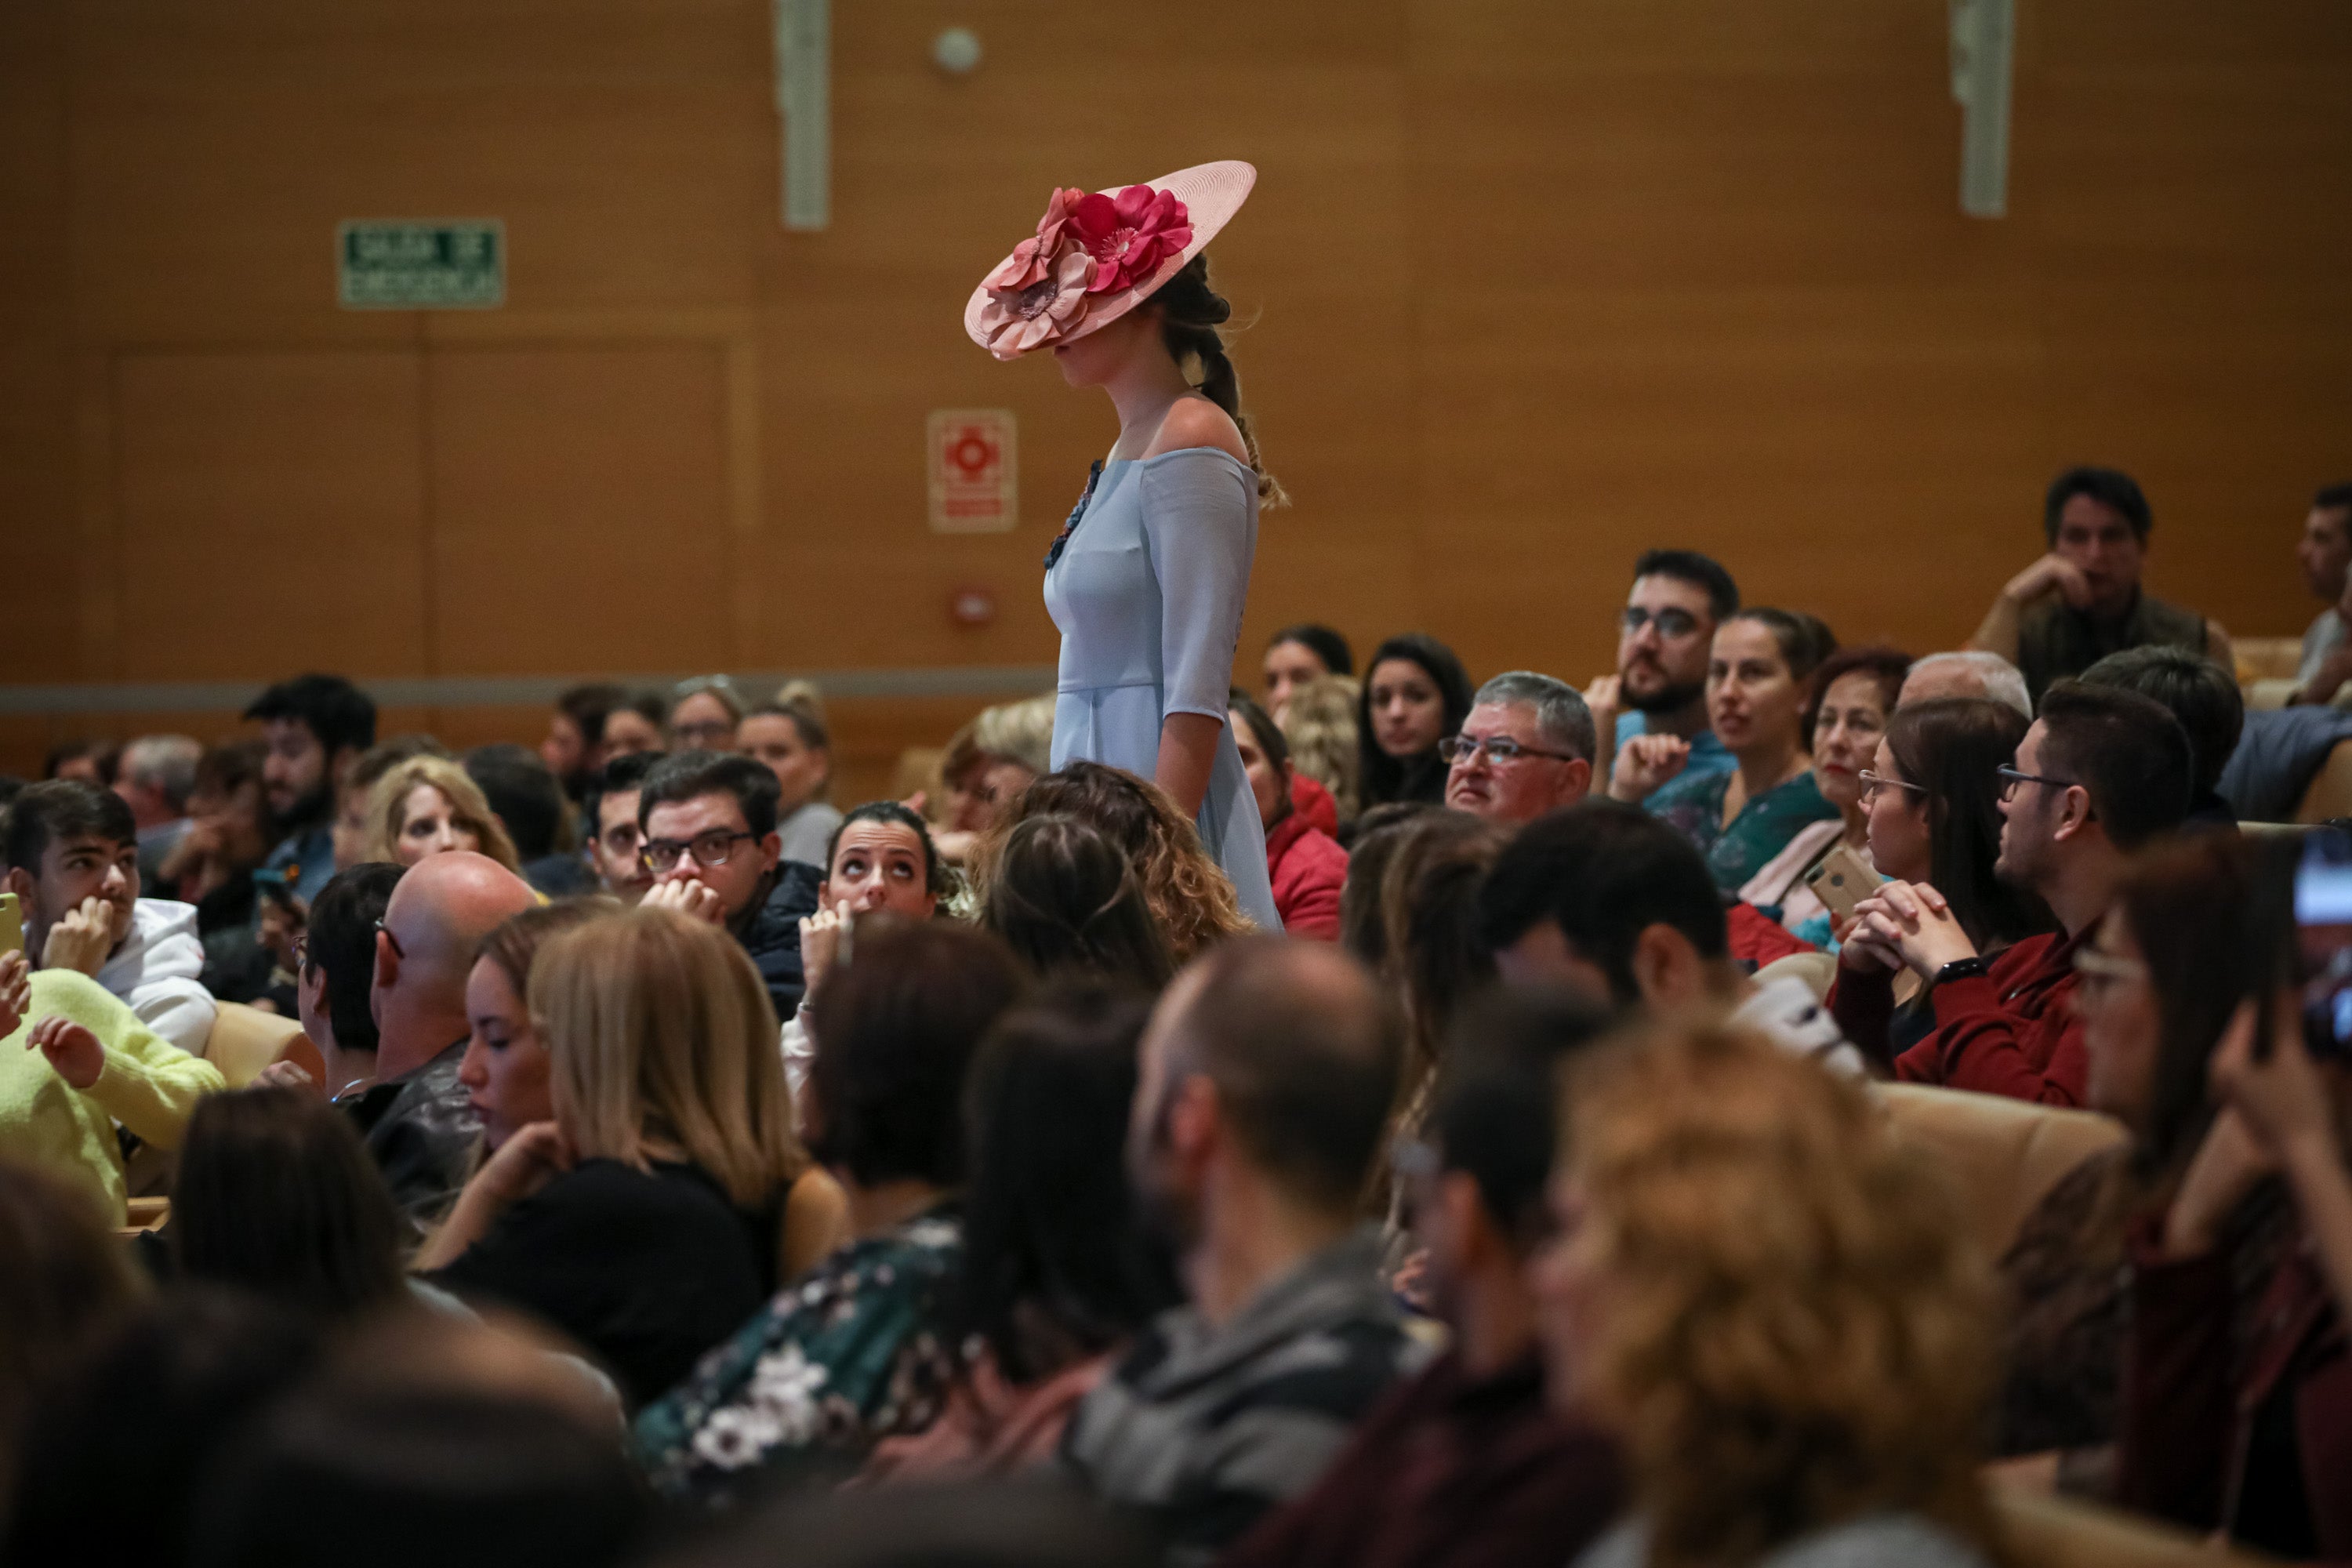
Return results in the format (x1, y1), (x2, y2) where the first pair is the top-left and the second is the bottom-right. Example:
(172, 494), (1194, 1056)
(1804, 843), (1882, 924)
(0, 892), (20, 957)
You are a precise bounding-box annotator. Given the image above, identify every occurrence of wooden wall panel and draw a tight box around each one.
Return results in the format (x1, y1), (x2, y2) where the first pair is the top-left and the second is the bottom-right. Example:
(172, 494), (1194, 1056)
(111, 350), (430, 681)
(424, 345), (735, 675)
(2, 0), (2348, 780)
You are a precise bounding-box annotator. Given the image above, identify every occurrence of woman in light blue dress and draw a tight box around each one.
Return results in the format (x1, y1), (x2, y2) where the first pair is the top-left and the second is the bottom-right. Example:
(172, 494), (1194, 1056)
(966, 162), (1283, 931)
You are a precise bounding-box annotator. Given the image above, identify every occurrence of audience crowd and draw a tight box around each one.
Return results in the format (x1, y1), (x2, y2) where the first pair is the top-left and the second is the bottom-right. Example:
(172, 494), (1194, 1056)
(3, 466), (2352, 1567)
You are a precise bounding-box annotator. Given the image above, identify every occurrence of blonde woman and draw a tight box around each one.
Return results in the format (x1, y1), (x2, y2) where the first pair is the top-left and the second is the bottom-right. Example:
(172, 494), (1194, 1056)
(363, 755), (520, 872)
(1279, 672), (1362, 826)
(1541, 1022), (2001, 1568)
(417, 907), (846, 1409)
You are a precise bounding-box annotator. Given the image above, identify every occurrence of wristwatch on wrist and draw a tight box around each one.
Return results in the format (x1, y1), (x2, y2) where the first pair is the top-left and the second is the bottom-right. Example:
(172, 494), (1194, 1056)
(1932, 956), (1991, 986)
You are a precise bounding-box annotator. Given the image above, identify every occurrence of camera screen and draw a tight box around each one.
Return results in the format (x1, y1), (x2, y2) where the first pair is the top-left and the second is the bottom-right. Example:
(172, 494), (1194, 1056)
(2294, 836), (2352, 1051)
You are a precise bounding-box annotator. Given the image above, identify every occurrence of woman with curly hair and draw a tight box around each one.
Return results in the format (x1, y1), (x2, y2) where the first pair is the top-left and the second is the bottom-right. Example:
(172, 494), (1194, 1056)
(971, 761), (1252, 964)
(361, 754), (521, 873)
(1539, 1021), (2001, 1568)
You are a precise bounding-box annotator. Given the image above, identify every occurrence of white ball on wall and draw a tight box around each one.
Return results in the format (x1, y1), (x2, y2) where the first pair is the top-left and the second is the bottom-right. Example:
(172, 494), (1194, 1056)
(932, 27), (982, 74)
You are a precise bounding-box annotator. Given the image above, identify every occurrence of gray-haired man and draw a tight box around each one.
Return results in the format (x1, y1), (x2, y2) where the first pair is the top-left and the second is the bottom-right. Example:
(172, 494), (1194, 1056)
(1442, 672), (1596, 827)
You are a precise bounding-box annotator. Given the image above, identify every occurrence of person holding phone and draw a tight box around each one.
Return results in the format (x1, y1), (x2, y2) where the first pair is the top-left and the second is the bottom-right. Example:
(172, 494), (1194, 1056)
(2114, 837), (2352, 1559)
(1838, 684), (2190, 1104)
(1828, 699), (2058, 1062)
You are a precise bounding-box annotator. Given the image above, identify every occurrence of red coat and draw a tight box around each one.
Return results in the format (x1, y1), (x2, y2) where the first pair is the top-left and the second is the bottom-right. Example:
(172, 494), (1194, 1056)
(1289, 772), (1341, 838)
(1830, 927), (2089, 1105)
(1265, 809), (1347, 940)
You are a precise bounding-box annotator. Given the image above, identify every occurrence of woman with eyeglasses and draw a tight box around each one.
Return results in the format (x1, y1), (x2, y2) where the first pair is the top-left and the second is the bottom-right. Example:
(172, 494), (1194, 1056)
(1735, 646), (1911, 943)
(668, 675), (745, 753)
(1831, 698), (2056, 1062)
(1987, 834), (2295, 1514)
(1619, 608), (1841, 895)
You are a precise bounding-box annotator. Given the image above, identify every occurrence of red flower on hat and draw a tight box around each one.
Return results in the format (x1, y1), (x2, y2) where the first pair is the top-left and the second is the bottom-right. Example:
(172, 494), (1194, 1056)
(984, 187), (1087, 293)
(1066, 185), (1193, 296)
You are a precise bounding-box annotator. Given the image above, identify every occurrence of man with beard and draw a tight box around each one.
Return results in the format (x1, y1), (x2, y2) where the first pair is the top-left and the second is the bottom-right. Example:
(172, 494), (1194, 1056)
(1835, 682), (2193, 1105)
(245, 673), (377, 906)
(1061, 939), (1428, 1567)
(1583, 550), (1739, 808)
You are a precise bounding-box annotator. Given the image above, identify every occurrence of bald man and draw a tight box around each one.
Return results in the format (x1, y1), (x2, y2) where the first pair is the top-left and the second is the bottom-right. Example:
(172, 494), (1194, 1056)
(1063, 940), (1429, 1566)
(344, 851), (536, 1228)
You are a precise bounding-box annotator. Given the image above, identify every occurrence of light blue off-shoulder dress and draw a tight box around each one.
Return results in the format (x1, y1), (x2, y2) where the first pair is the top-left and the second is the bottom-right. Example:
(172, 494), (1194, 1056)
(1043, 446), (1282, 932)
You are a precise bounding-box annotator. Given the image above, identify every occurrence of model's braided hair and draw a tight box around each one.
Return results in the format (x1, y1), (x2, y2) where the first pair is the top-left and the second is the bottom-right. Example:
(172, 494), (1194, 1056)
(1154, 254), (1286, 506)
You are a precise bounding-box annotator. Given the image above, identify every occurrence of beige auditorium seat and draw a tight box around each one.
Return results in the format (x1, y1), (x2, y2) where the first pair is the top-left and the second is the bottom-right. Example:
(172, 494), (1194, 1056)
(1754, 950), (1836, 1002)
(1994, 1484), (2277, 1568)
(2296, 736), (2352, 823)
(1877, 1084), (2127, 1263)
(203, 1000), (324, 1088)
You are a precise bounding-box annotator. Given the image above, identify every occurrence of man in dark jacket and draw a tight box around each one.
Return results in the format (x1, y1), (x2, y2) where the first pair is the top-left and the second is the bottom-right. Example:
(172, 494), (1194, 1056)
(354, 850), (535, 1232)
(1222, 986), (1624, 1568)
(637, 750), (822, 1019)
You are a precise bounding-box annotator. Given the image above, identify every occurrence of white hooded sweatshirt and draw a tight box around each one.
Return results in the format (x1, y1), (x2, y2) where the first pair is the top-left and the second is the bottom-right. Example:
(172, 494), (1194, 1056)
(93, 898), (219, 1058)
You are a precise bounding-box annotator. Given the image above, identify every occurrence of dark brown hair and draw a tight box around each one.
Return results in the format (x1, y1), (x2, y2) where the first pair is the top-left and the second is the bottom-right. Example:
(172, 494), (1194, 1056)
(1153, 254), (1284, 505)
(0, 1160), (146, 1488)
(170, 1088), (406, 1322)
(2114, 833), (2265, 1176)
(806, 921), (1027, 1189)
(1884, 698), (2056, 953)
(1800, 644), (1911, 750)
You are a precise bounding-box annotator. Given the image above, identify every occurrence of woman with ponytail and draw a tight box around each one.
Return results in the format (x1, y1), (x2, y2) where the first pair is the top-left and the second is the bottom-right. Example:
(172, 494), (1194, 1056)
(966, 162), (1285, 932)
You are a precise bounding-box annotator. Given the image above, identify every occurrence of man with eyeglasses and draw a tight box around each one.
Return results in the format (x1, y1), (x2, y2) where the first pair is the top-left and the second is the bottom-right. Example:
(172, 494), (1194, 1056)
(582, 751), (663, 905)
(635, 750), (823, 1020)
(1581, 550), (1740, 807)
(1838, 682), (2194, 1105)
(361, 849), (536, 1229)
(1443, 673), (1597, 827)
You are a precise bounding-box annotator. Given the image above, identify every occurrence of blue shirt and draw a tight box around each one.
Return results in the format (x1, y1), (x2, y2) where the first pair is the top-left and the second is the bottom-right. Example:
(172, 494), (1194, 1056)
(1615, 711), (1737, 806)
(263, 823), (337, 906)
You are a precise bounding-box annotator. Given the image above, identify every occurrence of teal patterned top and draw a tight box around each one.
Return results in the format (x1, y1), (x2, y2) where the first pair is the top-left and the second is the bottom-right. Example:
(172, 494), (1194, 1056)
(629, 1206), (965, 1508)
(1646, 768), (1838, 896)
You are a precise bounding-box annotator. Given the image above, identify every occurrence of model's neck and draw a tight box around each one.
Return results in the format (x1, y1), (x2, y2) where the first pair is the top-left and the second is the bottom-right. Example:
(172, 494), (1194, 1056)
(1104, 354), (1193, 446)
(324, 1040), (379, 1098)
(1184, 1170), (1352, 1329)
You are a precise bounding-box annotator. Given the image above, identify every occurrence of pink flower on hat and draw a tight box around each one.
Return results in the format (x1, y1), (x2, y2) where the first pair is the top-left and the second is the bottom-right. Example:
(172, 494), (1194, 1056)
(1067, 185), (1193, 296)
(984, 187), (1087, 293)
(975, 242), (1096, 357)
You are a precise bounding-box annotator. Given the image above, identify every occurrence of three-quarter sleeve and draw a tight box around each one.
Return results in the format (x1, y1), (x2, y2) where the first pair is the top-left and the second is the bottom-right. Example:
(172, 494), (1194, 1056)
(1141, 452), (1258, 722)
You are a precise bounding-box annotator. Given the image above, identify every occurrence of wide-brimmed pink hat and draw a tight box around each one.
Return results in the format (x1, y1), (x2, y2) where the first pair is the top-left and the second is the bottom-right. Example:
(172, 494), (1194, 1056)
(965, 160), (1256, 361)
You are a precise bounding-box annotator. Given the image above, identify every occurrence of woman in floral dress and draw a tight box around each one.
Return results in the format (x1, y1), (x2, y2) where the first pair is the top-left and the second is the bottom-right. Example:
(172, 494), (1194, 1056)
(630, 923), (1026, 1506)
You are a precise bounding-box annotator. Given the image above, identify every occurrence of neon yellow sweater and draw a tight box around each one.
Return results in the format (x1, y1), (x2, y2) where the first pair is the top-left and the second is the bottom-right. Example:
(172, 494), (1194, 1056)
(0, 969), (226, 1224)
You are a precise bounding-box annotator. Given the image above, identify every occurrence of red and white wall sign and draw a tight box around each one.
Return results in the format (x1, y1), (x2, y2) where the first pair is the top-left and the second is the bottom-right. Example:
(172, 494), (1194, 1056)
(927, 408), (1017, 533)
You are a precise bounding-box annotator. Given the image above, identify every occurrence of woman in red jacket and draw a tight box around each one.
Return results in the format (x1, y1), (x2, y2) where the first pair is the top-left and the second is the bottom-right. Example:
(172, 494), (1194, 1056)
(1231, 694), (1346, 939)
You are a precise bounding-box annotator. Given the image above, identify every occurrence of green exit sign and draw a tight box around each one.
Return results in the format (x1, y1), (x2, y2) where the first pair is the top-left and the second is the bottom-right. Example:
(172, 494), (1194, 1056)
(337, 220), (505, 309)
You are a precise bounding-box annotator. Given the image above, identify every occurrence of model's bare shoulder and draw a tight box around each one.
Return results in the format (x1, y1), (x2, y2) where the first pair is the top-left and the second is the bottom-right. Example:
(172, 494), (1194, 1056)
(1143, 395), (1247, 464)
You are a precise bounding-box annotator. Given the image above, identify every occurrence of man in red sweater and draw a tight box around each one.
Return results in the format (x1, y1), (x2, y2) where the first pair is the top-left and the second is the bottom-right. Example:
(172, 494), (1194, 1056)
(1838, 681), (2194, 1105)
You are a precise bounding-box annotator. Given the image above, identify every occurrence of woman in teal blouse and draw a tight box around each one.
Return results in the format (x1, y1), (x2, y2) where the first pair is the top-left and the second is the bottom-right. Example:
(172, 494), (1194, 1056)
(1616, 608), (1841, 895)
